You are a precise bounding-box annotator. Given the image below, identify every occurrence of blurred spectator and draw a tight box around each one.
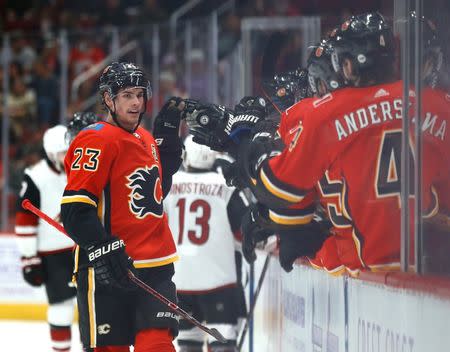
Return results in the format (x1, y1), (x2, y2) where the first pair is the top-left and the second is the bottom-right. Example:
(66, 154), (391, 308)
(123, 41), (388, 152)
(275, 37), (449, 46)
(218, 13), (241, 60)
(98, 0), (128, 27)
(147, 70), (187, 116)
(69, 36), (106, 78)
(136, 0), (169, 24)
(7, 77), (37, 141)
(160, 70), (187, 100)
(40, 38), (59, 74)
(10, 31), (37, 74)
(32, 59), (58, 127)
(188, 48), (208, 100)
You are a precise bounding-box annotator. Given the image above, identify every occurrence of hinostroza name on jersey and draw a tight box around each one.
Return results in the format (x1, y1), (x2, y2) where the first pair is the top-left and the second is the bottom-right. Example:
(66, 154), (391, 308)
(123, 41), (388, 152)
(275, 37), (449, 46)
(169, 182), (225, 197)
(334, 98), (446, 142)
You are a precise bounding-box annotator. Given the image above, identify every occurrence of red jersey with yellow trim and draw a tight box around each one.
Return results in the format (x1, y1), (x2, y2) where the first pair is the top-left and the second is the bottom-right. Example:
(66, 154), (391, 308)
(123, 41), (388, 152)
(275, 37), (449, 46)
(265, 81), (441, 270)
(277, 98), (344, 273)
(63, 121), (177, 267)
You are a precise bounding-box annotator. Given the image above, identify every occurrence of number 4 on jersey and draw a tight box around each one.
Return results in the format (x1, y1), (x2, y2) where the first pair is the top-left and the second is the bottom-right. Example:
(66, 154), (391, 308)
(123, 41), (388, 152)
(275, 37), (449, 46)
(375, 129), (414, 204)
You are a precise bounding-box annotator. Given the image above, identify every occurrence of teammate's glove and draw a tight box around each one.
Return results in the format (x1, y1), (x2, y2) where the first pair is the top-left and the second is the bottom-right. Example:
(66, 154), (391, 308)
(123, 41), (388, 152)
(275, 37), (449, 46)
(185, 102), (232, 151)
(278, 221), (329, 272)
(87, 236), (135, 290)
(21, 256), (46, 287)
(227, 96), (268, 144)
(241, 204), (274, 264)
(153, 97), (185, 152)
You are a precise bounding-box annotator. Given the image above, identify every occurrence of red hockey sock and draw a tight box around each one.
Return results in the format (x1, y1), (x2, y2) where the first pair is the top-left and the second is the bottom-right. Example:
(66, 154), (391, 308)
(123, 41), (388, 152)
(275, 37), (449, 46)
(134, 328), (175, 352)
(50, 325), (71, 352)
(94, 346), (129, 352)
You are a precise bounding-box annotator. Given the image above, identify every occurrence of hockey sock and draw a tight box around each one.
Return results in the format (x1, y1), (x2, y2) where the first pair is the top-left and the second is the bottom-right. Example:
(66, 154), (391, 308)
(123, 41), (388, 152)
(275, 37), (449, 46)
(50, 324), (71, 352)
(134, 328), (175, 352)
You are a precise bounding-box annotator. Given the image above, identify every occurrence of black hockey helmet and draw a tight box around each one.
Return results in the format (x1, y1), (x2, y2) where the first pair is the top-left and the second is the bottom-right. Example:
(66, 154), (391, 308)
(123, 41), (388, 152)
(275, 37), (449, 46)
(409, 11), (443, 88)
(331, 12), (396, 86)
(268, 68), (310, 112)
(66, 111), (101, 143)
(307, 39), (344, 96)
(99, 62), (152, 131)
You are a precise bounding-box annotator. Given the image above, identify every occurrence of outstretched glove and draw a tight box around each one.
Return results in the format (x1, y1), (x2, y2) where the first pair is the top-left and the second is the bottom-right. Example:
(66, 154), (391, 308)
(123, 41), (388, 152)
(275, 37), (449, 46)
(87, 236), (135, 290)
(241, 204), (274, 264)
(278, 221), (329, 272)
(153, 97), (185, 152)
(228, 96), (268, 144)
(185, 102), (233, 152)
(21, 256), (46, 287)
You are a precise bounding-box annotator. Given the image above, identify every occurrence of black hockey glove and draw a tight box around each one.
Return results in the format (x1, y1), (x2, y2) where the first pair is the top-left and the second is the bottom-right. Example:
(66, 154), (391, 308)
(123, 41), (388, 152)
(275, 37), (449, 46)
(241, 204), (274, 264)
(185, 102), (233, 152)
(153, 97), (185, 153)
(227, 96), (268, 144)
(278, 221), (329, 273)
(21, 256), (46, 287)
(87, 236), (135, 290)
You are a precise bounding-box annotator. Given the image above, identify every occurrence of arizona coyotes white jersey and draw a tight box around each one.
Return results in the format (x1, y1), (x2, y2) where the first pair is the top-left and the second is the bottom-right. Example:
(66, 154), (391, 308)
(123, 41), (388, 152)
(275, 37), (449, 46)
(16, 159), (74, 255)
(164, 170), (238, 292)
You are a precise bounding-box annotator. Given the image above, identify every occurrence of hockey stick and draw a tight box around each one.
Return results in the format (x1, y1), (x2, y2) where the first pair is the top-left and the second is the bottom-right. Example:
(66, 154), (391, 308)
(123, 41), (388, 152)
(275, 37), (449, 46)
(21, 199), (227, 343)
(237, 253), (271, 351)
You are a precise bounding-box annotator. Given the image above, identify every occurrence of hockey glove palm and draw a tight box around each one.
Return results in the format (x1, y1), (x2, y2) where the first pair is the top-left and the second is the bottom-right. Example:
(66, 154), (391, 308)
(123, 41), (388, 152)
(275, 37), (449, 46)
(87, 236), (135, 290)
(153, 97), (185, 152)
(241, 204), (274, 264)
(278, 221), (329, 272)
(21, 256), (46, 287)
(185, 102), (232, 151)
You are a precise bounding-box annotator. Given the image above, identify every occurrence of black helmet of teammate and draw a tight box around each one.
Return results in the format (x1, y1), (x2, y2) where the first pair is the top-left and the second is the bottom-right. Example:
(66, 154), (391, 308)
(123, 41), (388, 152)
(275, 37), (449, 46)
(268, 68), (310, 112)
(331, 12), (396, 86)
(409, 11), (443, 88)
(99, 62), (152, 131)
(307, 39), (344, 97)
(66, 111), (101, 143)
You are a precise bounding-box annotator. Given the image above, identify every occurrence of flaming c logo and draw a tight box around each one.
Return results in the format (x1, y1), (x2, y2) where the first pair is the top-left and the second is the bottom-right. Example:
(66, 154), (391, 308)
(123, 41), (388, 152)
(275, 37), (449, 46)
(126, 165), (163, 219)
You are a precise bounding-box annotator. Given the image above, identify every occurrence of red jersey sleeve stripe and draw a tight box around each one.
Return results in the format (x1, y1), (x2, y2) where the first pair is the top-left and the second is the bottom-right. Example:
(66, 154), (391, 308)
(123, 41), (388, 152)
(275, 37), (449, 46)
(268, 209), (315, 225)
(61, 194), (97, 207)
(259, 166), (305, 203)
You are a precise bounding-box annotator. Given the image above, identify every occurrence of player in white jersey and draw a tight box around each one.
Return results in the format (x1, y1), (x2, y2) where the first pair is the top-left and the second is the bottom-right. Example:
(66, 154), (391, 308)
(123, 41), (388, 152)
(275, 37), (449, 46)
(15, 124), (75, 352)
(15, 114), (100, 352)
(164, 136), (249, 352)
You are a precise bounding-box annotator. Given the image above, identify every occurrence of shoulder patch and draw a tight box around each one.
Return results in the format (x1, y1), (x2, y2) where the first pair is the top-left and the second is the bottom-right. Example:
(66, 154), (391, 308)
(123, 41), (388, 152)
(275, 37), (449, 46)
(84, 123), (104, 132)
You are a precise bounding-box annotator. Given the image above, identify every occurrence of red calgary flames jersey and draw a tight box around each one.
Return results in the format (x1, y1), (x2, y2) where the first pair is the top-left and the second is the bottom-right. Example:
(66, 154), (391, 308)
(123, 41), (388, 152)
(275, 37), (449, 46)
(62, 122), (178, 267)
(264, 81), (441, 270)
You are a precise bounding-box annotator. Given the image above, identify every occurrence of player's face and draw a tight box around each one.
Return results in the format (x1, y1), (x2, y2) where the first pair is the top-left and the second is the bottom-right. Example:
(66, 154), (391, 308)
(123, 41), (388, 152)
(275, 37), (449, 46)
(342, 58), (360, 86)
(107, 87), (145, 131)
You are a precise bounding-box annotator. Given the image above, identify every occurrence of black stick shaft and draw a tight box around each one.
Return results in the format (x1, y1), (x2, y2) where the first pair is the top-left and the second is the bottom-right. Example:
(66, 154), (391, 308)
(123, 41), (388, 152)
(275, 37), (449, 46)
(237, 255), (271, 350)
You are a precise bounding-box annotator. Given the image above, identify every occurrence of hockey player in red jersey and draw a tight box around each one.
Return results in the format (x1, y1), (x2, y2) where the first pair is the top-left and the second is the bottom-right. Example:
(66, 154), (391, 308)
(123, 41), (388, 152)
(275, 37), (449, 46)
(240, 39), (346, 275)
(16, 124), (76, 352)
(187, 12), (446, 273)
(164, 136), (249, 352)
(61, 62), (184, 352)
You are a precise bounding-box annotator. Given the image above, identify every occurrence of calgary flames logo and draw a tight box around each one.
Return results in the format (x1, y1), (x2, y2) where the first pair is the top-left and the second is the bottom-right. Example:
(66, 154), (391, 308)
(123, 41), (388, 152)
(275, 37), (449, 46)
(126, 165), (163, 219)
